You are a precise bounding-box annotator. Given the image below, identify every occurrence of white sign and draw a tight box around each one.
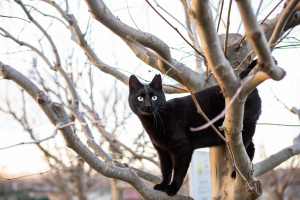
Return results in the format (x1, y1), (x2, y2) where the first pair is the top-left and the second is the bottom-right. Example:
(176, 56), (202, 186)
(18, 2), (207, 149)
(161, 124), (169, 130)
(189, 150), (211, 200)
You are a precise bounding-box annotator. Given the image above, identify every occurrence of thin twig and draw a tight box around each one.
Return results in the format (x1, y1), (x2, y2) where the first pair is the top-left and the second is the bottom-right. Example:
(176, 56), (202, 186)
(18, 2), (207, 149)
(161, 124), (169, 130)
(217, 0), (224, 32)
(260, 0), (284, 25)
(0, 158), (82, 180)
(65, 0), (69, 13)
(209, 0), (226, 28)
(15, 0), (61, 70)
(256, 0), (264, 18)
(24, 4), (68, 28)
(269, 86), (291, 111)
(126, 35), (253, 191)
(0, 15), (31, 23)
(233, 42), (278, 71)
(0, 124), (60, 150)
(236, 0), (284, 49)
(224, 0), (233, 56)
(0, 27), (55, 70)
(0, 120), (104, 151)
(269, 0), (300, 52)
(277, 27), (295, 44)
(153, 0), (197, 45)
(145, 0), (206, 60)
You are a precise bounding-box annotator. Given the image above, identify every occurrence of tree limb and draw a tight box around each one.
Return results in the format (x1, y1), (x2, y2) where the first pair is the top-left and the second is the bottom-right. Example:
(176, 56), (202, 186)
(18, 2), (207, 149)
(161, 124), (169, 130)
(84, 0), (209, 91)
(235, 0), (285, 82)
(254, 133), (300, 177)
(39, 0), (186, 94)
(269, 0), (300, 51)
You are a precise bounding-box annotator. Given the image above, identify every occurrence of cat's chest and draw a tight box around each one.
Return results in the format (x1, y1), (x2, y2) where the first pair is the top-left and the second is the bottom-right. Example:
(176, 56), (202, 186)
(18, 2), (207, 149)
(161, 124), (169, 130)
(146, 127), (174, 149)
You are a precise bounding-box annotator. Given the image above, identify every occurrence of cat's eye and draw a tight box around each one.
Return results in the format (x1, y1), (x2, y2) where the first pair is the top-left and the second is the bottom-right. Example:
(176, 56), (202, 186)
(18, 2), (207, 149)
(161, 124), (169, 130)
(152, 96), (157, 101)
(137, 96), (144, 101)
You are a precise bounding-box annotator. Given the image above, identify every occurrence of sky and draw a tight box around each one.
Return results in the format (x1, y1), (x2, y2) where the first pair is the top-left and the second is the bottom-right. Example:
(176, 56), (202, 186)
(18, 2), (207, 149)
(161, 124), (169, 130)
(0, 0), (299, 176)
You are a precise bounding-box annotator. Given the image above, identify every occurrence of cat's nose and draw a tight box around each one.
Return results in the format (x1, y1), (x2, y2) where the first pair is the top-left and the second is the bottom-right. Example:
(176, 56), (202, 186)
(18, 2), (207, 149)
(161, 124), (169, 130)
(145, 101), (152, 108)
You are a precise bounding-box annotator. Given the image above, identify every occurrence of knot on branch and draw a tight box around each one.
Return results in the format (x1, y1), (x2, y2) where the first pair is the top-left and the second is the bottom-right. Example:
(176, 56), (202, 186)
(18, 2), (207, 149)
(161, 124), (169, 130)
(52, 102), (70, 123)
(218, 126), (226, 132)
(188, 8), (196, 18)
(219, 84), (229, 98)
(258, 62), (271, 72)
(122, 163), (129, 168)
(0, 64), (10, 79)
(86, 138), (92, 147)
(145, 52), (151, 65)
(105, 163), (115, 177)
(148, 36), (153, 43)
(67, 14), (74, 25)
(286, 148), (294, 156)
(252, 32), (261, 40)
(111, 160), (122, 167)
(36, 91), (50, 105)
(225, 127), (243, 135)
(249, 180), (262, 198)
(129, 168), (138, 177)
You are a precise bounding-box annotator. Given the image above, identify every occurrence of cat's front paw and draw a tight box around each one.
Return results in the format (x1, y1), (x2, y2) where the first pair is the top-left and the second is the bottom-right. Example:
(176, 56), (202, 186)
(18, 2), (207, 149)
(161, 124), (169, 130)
(165, 184), (180, 196)
(154, 183), (167, 192)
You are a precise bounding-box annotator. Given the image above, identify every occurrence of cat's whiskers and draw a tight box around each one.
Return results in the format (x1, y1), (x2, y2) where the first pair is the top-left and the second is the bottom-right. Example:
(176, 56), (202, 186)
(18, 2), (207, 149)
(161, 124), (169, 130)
(155, 110), (165, 133)
(157, 109), (169, 125)
(153, 112), (158, 130)
(157, 108), (170, 117)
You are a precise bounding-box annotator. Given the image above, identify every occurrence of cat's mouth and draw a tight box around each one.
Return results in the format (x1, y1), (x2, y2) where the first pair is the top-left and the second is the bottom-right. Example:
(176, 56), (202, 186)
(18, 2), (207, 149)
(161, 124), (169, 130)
(139, 108), (156, 116)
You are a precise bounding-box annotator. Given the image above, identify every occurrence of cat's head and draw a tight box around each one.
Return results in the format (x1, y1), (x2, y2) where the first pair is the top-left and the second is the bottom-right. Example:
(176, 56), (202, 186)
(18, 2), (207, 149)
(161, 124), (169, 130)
(128, 74), (166, 116)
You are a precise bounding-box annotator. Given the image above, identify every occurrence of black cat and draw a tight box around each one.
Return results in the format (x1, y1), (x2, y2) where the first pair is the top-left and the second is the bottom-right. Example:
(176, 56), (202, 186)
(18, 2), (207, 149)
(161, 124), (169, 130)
(128, 64), (261, 196)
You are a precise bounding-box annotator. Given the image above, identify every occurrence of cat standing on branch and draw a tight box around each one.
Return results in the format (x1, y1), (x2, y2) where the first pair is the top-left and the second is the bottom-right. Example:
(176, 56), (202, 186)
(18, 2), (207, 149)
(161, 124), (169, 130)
(128, 60), (261, 196)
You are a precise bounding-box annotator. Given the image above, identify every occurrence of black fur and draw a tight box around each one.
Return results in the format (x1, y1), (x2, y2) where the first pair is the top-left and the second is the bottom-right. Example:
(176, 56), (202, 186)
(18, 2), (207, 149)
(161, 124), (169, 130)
(128, 63), (261, 196)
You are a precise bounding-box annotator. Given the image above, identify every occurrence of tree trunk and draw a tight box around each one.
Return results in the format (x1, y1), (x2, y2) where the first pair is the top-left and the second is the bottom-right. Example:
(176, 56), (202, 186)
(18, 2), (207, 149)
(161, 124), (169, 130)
(210, 145), (258, 199)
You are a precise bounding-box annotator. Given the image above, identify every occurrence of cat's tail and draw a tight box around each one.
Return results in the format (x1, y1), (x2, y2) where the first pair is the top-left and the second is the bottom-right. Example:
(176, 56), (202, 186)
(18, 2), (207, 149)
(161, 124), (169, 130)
(239, 57), (277, 80)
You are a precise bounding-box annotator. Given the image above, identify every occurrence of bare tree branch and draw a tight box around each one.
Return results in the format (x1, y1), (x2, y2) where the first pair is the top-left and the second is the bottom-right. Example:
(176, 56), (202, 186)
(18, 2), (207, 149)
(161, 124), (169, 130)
(38, 0), (185, 94)
(224, 0), (233, 57)
(0, 27), (55, 70)
(254, 133), (300, 177)
(145, 0), (206, 60)
(269, 0), (300, 51)
(235, 0), (286, 82)
(84, 0), (213, 92)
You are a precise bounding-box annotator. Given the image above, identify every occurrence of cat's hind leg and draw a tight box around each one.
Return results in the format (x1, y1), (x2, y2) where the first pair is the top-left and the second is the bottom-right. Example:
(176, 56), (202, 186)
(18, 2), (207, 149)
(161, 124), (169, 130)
(246, 140), (255, 161)
(166, 148), (193, 196)
(153, 145), (173, 192)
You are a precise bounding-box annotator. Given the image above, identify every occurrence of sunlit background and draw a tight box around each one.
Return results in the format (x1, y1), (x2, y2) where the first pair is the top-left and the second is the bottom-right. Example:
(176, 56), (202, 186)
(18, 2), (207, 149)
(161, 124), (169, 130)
(0, 0), (299, 199)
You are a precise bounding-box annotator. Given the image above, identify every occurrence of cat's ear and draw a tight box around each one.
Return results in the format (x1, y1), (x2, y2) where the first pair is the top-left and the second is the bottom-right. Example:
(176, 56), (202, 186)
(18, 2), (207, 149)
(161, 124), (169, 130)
(149, 74), (162, 90)
(129, 75), (143, 91)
